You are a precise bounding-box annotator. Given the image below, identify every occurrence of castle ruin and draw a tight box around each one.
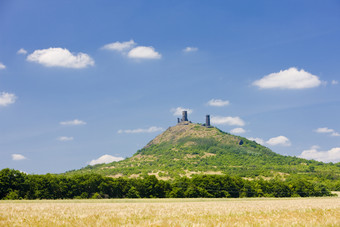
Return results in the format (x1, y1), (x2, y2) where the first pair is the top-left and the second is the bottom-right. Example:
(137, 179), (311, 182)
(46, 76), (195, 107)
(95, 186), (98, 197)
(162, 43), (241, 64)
(177, 111), (211, 127)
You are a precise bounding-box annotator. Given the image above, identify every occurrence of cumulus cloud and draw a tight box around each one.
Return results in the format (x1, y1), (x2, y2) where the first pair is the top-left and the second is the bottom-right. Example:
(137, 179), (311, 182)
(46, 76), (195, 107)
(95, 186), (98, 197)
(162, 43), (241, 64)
(101, 40), (136, 52)
(102, 40), (162, 60)
(315, 127), (340, 137)
(211, 116), (245, 126)
(299, 146), (340, 163)
(89, 154), (124, 165)
(253, 67), (321, 89)
(331, 80), (338, 85)
(128, 46), (161, 59)
(329, 131), (340, 137)
(0, 92), (17, 106)
(315, 127), (334, 133)
(183, 47), (198, 52)
(230, 128), (246, 134)
(0, 62), (6, 69)
(266, 136), (291, 146)
(26, 47), (94, 68)
(57, 136), (74, 141)
(332, 132), (340, 137)
(118, 126), (163, 134)
(171, 107), (193, 116)
(207, 99), (230, 107)
(247, 137), (265, 145)
(12, 154), (26, 161)
(17, 48), (27, 55)
(60, 119), (86, 126)
(248, 135), (291, 146)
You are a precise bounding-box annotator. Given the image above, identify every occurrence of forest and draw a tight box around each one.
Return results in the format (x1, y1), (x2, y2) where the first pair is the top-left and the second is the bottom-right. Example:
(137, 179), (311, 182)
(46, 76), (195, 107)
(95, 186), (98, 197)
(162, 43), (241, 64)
(0, 168), (333, 200)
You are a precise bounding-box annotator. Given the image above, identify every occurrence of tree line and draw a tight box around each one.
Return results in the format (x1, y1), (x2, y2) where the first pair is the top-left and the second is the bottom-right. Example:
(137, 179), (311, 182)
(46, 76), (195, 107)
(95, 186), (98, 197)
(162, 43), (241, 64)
(0, 168), (333, 200)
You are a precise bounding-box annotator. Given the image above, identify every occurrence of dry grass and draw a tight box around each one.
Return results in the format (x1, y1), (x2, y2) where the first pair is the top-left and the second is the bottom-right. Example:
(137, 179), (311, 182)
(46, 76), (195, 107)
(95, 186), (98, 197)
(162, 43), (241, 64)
(146, 123), (239, 147)
(0, 197), (339, 226)
(180, 170), (223, 178)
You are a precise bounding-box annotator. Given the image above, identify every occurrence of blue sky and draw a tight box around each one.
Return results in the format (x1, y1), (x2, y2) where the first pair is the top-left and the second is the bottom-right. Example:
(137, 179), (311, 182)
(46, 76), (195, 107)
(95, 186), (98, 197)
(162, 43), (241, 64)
(0, 0), (339, 174)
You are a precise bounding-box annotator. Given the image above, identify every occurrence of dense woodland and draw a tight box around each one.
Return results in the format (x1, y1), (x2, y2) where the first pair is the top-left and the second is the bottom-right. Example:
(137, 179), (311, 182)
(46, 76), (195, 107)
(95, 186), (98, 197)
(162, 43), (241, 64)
(0, 168), (334, 200)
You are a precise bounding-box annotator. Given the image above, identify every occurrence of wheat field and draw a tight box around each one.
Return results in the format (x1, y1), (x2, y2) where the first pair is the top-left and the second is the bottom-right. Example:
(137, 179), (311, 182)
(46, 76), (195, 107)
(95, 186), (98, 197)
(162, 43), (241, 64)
(0, 197), (339, 226)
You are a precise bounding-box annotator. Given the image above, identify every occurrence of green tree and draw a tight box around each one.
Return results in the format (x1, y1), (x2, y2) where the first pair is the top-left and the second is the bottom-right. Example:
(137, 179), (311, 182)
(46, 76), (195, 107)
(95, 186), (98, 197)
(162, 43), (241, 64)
(126, 186), (140, 198)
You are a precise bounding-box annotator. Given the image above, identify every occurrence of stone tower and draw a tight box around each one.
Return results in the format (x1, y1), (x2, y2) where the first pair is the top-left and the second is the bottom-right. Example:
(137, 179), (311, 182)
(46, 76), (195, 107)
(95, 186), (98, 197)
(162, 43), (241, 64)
(206, 115), (210, 127)
(182, 111), (188, 122)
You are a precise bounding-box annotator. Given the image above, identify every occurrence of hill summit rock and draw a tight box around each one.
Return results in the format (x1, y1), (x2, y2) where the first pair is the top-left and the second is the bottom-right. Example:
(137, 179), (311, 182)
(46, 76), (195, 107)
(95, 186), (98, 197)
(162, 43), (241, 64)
(67, 120), (339, 186)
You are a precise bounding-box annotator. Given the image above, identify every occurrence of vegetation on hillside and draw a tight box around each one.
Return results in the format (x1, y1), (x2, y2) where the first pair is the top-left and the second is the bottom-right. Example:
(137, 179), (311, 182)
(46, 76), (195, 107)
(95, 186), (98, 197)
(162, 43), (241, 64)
(0, 168), (333, 199)
(66, 123), (340, 190)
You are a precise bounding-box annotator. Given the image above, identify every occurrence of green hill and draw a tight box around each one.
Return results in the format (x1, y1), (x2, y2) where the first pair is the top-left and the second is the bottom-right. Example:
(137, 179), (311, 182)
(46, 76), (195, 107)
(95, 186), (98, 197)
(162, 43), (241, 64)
(66, 122), (340, 190)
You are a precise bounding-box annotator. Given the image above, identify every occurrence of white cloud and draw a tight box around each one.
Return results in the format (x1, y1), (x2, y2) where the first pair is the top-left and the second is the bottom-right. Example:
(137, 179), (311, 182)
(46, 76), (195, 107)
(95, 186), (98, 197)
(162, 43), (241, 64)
(17, 48), (27, 55)
(315, 127), (334, 133)
(171, 107), (193, 116)
(183, 47), (198, 52)
(207, 99), (230, 107)
(60, 119), (86, 126)
(315, 127), (340, 137)
(310, 145), (320, 150)
(0, 92), (17, 106)
(102, 40), (161, 60)
(89, 154), (124, 165)
(247, 137), (265, 145)
(331, 80), (338, 85)
(101, 40), (136, 52)
(230, 128), (246, 134)
(128, 46), (161, 59)
(266, 136), (291, 146)
(0, 62), (6, 69)
(211, 116), (245, 126)
(118, 126), (163, 134)
(253, 67), (321, 89)
(27, 47), (94, 68)
(12, 154), (26, 161)
(57, 136), (74, 141)
(299, 146), (340, 163)
(331, 132), (340, 137)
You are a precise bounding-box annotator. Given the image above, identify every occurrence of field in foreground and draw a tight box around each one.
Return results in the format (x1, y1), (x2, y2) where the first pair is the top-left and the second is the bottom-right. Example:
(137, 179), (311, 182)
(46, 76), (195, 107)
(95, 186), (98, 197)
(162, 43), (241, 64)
(1, 197), (339, 226)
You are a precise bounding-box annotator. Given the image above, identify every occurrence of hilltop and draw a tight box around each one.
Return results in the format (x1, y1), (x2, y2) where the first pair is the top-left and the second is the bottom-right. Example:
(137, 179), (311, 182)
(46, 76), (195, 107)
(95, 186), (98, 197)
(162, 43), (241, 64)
(66, 120), (340, 190)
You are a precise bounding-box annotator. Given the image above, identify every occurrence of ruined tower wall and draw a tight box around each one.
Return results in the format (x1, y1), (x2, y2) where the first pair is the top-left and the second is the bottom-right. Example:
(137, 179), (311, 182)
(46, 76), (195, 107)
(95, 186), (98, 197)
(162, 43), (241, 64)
(182, 111), (188, 121)
(206, 115), (210, 127)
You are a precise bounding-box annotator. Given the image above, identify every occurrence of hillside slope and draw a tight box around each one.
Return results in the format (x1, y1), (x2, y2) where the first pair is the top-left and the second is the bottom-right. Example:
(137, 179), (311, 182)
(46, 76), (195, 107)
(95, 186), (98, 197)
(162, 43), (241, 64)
(66, 122), (340, 189)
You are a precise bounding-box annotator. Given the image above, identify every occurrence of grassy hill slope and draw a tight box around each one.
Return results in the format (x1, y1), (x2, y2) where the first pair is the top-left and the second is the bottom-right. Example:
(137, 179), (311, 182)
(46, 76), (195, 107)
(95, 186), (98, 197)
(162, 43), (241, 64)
(66, 122), (340, 189)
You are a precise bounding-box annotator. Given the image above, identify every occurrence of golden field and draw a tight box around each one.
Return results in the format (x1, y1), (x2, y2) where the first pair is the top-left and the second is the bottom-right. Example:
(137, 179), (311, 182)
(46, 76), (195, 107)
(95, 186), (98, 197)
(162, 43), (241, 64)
(0, 197), (339, 226)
